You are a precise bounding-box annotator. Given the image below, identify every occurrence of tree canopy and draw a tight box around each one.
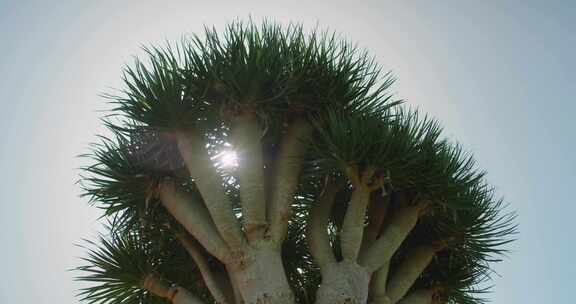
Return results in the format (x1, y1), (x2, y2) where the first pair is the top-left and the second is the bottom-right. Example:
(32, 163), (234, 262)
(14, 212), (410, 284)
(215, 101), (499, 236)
(76, 20), (516, 304)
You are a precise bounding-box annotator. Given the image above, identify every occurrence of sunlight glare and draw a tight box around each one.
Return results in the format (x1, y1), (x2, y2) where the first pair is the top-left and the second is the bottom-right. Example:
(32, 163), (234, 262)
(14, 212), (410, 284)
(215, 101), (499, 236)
(214, 150), (239, 169)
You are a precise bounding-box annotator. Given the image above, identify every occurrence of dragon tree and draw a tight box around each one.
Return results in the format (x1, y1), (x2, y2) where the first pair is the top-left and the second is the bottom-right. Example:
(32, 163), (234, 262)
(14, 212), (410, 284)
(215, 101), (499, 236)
(76, 21), (516, 304)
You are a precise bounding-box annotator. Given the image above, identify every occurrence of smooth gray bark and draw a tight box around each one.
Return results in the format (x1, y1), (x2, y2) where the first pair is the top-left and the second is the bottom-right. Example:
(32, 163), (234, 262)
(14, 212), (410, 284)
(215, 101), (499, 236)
(315, 262), (371, 304)
(227, 246), (295, 304)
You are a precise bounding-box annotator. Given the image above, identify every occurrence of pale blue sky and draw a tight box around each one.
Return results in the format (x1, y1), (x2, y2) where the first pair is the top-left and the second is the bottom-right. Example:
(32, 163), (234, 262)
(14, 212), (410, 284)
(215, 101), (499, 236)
(1, 1), (574, 303)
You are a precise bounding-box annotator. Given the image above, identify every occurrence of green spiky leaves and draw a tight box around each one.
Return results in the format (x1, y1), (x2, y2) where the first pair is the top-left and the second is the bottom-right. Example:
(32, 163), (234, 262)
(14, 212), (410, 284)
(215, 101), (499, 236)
(309, 109), (430, 176)
(76, 221), (216, 304)
(79, 127), (186, 229)
(76, 229), (166, 304)
(106, 21), (399, 131)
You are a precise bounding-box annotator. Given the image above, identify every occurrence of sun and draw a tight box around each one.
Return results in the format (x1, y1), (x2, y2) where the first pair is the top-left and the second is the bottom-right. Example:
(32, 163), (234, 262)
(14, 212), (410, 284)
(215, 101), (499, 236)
(213, 149), (239, 169)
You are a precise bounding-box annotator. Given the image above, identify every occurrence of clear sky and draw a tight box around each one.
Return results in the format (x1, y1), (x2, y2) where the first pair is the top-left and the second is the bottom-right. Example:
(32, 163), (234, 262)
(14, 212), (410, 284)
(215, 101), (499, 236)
(0, 1), (574, 303)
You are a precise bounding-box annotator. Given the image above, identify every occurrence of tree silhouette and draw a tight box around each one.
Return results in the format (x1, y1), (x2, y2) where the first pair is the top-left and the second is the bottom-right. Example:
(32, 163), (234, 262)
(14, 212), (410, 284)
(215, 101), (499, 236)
(76, 21), (516, 304)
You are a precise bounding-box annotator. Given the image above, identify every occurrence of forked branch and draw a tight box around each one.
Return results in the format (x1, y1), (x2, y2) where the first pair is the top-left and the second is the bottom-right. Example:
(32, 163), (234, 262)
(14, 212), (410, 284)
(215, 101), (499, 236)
(359, 202), (427, 272)
(176, 233), (234, 304)
(158, 180), (232, 262)
(340, 167), (375, 261)
(362, 194), (389, 250)
(372, 246), (436, 304)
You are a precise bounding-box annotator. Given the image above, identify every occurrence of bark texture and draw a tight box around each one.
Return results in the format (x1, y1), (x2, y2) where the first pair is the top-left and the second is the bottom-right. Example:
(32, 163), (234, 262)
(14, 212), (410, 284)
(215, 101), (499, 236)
(315, 262), (371, 304)
(226, 247), (295, 304)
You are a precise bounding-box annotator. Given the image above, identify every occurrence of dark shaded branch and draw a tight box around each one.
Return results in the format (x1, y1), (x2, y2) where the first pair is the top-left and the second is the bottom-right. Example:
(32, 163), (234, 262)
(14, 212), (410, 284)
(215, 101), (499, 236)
(369, 261), (390, 304)
(159, 180), (232, 262)
(340, 166), (375, 261)
(307, 178), (340, 271)
(396, 289), (433, 304)
(362, 194), (389, 251)
(268, 117), (312, 246)
(176, 233), (234, 304)
(385, 246), (436, 304)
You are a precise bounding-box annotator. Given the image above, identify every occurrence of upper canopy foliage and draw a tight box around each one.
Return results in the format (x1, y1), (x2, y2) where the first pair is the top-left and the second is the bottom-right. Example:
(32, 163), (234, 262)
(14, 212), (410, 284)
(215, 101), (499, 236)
(77, 20), (516, 304)
(107, 21), (398, 131)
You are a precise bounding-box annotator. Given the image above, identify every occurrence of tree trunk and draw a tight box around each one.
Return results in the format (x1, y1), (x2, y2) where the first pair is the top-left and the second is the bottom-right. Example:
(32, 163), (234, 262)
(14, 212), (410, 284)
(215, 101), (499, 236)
(315, 262), (371, 304)
(227, 246), (295, 304)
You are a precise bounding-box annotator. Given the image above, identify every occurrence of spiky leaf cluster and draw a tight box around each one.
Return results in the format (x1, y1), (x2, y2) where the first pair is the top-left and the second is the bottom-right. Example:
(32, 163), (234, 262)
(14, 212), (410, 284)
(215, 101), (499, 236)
(106, 21), (398, 132)
(76, 223), (211, 304)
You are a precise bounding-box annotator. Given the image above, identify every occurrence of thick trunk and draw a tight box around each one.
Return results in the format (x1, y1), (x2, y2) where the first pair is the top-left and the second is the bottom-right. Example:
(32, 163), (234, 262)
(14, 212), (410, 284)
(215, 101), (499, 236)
(227, 246), (295, 304)
(315, 262), (371, 304)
